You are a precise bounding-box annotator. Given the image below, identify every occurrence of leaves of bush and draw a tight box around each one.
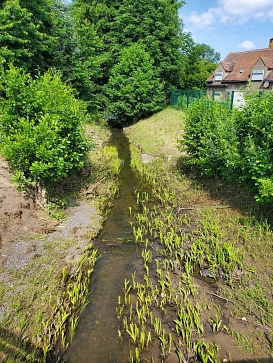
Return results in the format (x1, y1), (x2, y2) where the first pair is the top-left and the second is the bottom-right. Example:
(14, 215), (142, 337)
(0, 66), (90, 188)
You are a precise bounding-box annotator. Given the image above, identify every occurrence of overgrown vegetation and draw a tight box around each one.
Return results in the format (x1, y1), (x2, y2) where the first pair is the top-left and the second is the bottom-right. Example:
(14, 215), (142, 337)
(178, 91), (273, 203)
(0, 119), (123, 362)
(0, 66), (91, 191)
(122, 108), (273, 362)
(4, 0), (272, 362)
(105, 43), (165, 124)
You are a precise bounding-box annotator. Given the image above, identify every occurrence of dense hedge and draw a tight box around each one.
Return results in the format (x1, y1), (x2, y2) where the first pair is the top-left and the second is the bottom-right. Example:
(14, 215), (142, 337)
(0, 66), (91, 189)
(178, 91), (273, 203)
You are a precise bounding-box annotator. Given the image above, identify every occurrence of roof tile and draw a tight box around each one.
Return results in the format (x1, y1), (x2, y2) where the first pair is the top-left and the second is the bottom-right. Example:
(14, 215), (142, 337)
(261, 57), (273, 69)
(207, 48), (273, 83)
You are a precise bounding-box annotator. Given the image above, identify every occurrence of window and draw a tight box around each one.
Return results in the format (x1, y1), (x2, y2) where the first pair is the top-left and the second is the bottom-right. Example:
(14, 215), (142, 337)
(251, 70), (264, 81)
(214, 71), (223, 81)
(213, 92), (221, 100)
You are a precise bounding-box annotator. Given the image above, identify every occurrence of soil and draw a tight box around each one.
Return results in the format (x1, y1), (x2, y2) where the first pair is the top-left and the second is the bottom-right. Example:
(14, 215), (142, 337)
(0, 157), (56, 269)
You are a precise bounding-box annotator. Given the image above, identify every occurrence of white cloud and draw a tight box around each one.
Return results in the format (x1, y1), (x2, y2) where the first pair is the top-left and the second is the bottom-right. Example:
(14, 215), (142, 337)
(219, 0), (273, 17)
(237, 40), (255, 50)
(188, 11), (215, 27)
(185, 0), (273, 28)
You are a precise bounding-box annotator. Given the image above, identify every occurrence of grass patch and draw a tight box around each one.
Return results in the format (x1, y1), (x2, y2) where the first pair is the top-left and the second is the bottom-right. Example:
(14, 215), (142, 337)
(121, 108), (273, 362)
(125, 107), (185, 157)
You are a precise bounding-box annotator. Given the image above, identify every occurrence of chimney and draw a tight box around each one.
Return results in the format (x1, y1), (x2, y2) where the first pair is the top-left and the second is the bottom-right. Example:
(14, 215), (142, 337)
(269, 38), (273, 48)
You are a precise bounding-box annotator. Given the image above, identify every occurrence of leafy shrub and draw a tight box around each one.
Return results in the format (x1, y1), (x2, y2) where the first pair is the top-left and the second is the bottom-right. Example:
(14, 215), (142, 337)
(178, 99), (240, 178)
(236, 91), (273, 202)
(0, 66), (91, 189)
(179, 91), (273, 203)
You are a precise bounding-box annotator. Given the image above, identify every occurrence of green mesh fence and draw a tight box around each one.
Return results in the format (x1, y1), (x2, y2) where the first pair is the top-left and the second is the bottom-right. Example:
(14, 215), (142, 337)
(170, 89), (207, 108)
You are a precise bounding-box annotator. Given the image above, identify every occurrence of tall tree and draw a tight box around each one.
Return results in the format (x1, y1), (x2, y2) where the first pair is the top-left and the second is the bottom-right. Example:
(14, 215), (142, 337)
(68, 4), (104, 103)
(110, 0), (185, 92)
(105, 43), (165, 124)
(179, 36), (220, 89)
(72, 0), (120, 87)
(72, 0), (185, 120)
(0, 0), (62, 73)
(195, 43), (220, 64)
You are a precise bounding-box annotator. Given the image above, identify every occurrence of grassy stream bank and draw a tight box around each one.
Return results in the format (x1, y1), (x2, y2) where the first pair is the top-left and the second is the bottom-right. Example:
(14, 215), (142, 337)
(120, 108), (273, 362)
(0, 121), (121, 362)
(1, 108), (273, 362)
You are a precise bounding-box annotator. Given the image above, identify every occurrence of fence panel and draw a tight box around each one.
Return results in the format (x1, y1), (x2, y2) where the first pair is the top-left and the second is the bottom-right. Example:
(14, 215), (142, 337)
(171, 89), (268, 110)
(170, 89), (206, 108)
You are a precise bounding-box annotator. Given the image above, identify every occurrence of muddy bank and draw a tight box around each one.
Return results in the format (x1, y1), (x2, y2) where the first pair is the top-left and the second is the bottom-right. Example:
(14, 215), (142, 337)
(0, 125), (114, 362)
(0, 157), (54, 258)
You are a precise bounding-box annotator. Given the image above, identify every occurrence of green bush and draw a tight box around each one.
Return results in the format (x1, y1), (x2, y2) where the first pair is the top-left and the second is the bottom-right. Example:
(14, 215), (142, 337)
(179, 91), (273, 203)
(236, 91), (273, 202)
(0, 66), (91, 189)
(178, 99), (240, 178)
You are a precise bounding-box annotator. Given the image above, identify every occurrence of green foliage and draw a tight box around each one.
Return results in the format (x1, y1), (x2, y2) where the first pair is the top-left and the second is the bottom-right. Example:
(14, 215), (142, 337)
(195, 43), (220, 64)
(179, 99), (240, 178)
(110, 0), (185, 92)
(179, 39), (219, 89)
(0, 66), (90, 188)
(60, 4), (105, 104)
(0, 0), (61, 73)
(179, 91), (273, 203)
(236, 91), (273, 203)
(72, 0), (185, 113)
(105, 43), (165, 124)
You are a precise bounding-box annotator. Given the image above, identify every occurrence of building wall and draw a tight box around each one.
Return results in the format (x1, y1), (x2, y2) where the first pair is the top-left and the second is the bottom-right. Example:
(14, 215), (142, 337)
(208, 59), (273, 97)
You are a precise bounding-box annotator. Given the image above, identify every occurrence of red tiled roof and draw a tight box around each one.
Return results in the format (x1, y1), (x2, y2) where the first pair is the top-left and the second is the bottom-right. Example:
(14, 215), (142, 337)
(221, 61), (233, 72)
(207, 48), (273, 83)
(261, 57), (273, 69)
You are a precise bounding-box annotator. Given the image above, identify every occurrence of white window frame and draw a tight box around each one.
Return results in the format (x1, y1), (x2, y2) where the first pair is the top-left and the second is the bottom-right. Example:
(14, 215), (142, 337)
(251, 70), (264, 81)
(214, 71), (223, 81)
(214, 91), (221, 101)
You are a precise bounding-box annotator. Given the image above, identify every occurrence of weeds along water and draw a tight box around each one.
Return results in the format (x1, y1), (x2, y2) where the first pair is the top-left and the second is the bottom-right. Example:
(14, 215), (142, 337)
(63, 129), (143, 363)
(0, 124), (120, 363)
(116, 140), (273, 362)
(0, 242), (99, 363)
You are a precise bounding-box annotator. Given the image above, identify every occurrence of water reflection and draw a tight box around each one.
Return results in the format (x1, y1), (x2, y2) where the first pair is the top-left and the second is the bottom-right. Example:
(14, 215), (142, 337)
(64, 130), (141, 363)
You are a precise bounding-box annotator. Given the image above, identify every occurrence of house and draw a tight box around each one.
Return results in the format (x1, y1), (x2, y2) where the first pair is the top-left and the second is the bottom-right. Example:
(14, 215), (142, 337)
(207, 38), (273, 102)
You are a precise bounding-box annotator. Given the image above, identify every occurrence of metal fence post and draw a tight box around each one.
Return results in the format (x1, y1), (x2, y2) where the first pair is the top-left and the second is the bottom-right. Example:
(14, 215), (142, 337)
(230, 90), (234, 109)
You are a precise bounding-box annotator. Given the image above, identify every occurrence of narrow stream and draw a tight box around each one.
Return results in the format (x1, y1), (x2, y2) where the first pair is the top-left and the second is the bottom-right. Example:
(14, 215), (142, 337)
(64, 129), (142, 363)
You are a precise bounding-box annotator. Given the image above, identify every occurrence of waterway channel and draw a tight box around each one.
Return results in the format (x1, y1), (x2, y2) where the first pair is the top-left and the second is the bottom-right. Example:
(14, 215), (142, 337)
(64, 129), (142, 363)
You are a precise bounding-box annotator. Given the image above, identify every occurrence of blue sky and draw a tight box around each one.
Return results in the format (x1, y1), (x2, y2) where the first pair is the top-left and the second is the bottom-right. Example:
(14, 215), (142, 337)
(179, 0), (273, 59)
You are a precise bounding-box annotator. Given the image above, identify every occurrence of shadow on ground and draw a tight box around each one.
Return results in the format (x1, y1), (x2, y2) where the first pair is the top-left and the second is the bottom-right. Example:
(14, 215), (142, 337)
(0, 327), (42, 362)
(176, 155), (273, 227)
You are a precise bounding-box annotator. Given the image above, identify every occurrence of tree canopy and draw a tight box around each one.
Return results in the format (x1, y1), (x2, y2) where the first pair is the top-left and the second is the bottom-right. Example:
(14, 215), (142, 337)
(0, 0), (62, 73)
(105, 43), (165, 124)
(179, 36), (220, 89)
(71, 0), (187, 122)
(0, 0), (220, 122)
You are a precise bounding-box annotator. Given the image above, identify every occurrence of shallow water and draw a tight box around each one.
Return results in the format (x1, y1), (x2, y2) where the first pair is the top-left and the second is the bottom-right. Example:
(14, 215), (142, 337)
(64, 129), (142, 363)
